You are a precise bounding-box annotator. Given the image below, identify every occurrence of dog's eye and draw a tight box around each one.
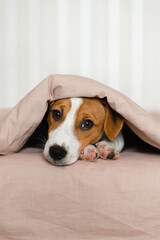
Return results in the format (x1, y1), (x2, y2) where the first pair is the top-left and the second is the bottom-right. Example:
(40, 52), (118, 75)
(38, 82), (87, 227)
(52, 110), (62, 121)
(81, 120), (94, 130)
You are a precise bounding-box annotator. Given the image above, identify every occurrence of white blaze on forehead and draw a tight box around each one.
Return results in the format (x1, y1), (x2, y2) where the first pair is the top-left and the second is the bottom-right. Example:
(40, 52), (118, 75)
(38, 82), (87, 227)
(64, 98), (83, 133)
(43, 98), (83, 165)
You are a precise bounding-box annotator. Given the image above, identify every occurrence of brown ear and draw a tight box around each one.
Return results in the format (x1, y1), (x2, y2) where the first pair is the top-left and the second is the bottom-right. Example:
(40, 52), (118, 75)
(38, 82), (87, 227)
(103, 103), (124, 141)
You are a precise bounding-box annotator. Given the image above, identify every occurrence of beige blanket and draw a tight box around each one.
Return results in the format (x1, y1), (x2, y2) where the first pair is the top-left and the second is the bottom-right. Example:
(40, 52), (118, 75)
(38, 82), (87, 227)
(0, 74), (159, 154)
(0, 147), (160, 240)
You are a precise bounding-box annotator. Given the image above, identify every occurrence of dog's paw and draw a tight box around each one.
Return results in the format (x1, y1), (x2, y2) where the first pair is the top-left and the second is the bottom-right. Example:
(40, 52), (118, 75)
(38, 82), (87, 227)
(79, 145), (99, 161)
(96, 141), (119, 160)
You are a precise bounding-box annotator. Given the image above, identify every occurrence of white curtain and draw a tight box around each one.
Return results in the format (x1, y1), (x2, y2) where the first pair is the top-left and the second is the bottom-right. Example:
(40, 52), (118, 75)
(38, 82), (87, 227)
(0, 0), (160, 111)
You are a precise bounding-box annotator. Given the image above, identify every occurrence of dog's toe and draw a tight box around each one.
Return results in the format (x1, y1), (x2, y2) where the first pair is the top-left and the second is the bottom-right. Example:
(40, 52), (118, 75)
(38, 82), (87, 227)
(79, 145), (99, 161)
(96, 142), (119, 160)
(107, 151), (115, 159)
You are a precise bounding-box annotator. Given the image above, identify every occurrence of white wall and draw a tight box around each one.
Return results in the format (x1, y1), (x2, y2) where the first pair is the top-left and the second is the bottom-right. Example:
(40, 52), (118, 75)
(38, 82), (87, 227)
(0, 0), (160, 111)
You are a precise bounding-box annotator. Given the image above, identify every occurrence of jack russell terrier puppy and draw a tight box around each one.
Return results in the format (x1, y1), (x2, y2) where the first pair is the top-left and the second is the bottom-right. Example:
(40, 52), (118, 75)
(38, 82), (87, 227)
(43, 98), (124, 166)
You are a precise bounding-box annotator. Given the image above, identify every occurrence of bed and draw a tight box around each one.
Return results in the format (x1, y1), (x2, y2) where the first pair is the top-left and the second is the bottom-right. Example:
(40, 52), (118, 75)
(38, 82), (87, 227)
(0, 75), (160, 240)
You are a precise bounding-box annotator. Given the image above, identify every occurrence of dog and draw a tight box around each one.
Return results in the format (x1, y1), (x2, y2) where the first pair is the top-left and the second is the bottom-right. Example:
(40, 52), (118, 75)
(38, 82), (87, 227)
(43, 98), (124, 166)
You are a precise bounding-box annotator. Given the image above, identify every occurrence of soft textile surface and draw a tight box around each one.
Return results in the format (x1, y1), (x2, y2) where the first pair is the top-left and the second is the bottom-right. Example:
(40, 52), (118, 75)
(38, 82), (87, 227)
(0, 74), (159, 155)
(0, 147), (160, 240)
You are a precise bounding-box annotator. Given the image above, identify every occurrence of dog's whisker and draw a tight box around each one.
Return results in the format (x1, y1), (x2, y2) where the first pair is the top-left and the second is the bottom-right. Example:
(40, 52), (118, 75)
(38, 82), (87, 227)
(37, 144), (45, 149)
(32, 142), (46, 149)
(32, 135), (47, 144)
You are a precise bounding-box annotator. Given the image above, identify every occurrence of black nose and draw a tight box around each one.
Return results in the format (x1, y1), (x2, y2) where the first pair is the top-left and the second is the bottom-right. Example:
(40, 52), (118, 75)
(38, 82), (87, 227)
(49, 145), (67, 161)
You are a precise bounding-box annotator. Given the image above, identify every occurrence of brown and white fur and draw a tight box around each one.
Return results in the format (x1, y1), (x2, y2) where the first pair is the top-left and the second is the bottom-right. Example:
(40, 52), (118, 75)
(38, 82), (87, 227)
(43, 98), (124, 166)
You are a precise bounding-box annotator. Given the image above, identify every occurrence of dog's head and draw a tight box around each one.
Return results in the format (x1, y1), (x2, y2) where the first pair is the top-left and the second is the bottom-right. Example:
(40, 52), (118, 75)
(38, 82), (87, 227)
(43, 98), (123, 166)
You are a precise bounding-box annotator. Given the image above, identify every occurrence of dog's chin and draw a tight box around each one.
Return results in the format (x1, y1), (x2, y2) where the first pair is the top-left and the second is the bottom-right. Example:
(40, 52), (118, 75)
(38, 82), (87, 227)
(44, 154), (78, 166)
(52, 159), (77, 166)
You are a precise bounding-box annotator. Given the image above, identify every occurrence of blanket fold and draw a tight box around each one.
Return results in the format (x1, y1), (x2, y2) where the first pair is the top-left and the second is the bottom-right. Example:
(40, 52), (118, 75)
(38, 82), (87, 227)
(0, 74), (160, 154)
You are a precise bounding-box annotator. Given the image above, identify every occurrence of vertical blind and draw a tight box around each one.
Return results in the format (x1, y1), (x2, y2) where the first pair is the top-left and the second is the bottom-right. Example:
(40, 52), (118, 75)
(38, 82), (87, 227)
(0, 0), (159, 111)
